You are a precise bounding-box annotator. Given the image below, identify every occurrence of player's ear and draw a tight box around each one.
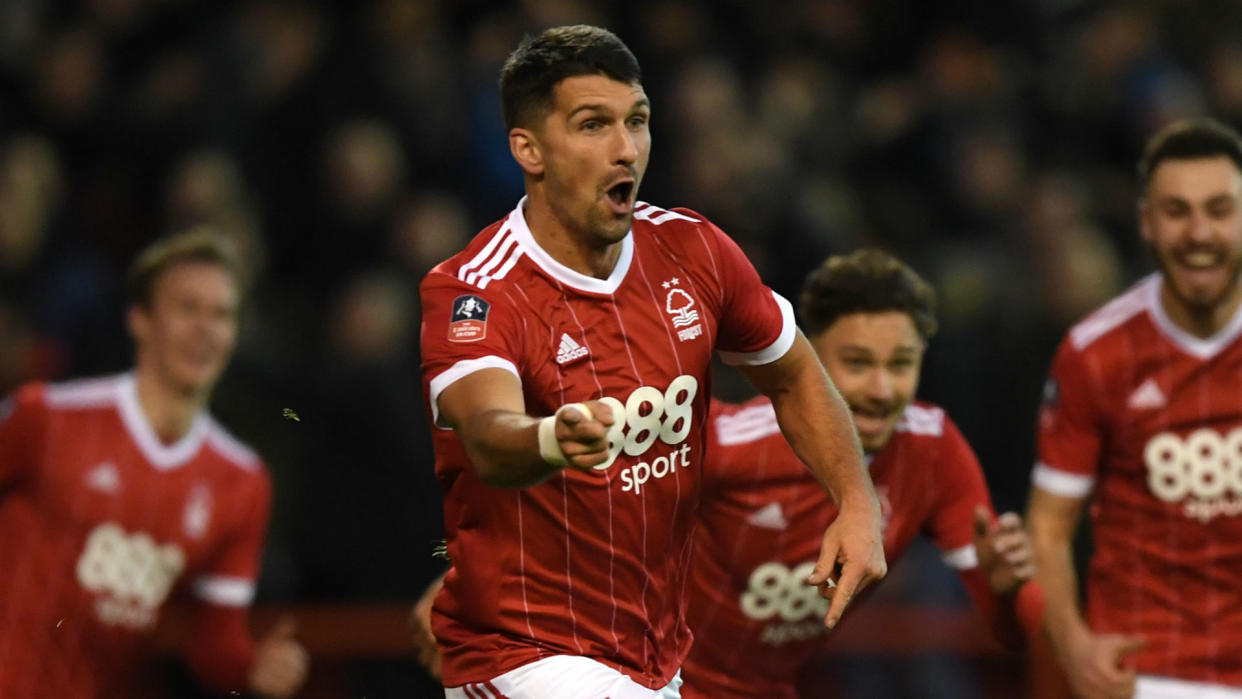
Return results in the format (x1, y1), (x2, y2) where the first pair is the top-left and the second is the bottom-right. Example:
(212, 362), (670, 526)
(127, 305), (151, 345)
(1137, 198), (1153, 243)
(509, 127), (544, 176)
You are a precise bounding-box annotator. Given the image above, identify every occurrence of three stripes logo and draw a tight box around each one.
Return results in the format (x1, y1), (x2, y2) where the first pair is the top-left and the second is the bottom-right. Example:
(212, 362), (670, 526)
(555, 333), (589, 365)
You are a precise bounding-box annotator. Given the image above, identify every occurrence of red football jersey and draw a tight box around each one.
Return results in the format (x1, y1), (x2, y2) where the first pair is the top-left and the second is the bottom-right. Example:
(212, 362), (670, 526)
(0, 374), (271, 698)
(419, 199), (794, 689)
(683, 396), (994, 698)
(1035, 273), (1242, 685)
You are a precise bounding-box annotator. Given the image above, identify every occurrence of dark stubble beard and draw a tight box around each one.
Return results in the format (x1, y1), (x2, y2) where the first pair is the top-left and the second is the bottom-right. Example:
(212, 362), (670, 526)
(1152, 241), (1242, 315)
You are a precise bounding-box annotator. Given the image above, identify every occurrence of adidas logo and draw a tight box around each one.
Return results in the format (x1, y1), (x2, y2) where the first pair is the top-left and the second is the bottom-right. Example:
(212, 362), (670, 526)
(746, 502), (788, 530)
(555, 333), (589, 365)
(1128, 378), (1166, 410)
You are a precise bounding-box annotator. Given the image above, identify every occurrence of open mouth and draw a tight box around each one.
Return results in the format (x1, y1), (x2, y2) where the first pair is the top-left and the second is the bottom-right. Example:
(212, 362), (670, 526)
(849, 404), (897, 435)
(605, 181), (634, 209)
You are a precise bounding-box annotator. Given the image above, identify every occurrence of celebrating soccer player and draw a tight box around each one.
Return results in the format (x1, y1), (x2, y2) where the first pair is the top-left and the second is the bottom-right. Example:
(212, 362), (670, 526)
(681, 249), (1045, 698)
(1029, 117), (1242, 699)
(417, 24), (885, 698)
(0, 230), (308, 698)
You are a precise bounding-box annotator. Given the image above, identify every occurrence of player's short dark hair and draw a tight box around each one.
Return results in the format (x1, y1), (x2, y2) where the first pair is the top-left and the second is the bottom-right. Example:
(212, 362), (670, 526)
(499, 24), (641, 132)
(1138, 117), (1242, 188)
(799, 249), (938, 341)
(126, 227), (246, 308)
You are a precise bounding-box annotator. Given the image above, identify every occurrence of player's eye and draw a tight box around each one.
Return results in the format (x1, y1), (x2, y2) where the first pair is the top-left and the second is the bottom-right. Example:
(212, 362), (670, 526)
(1162, 202), (1190, 218)
(1208, 201), (1236, 219)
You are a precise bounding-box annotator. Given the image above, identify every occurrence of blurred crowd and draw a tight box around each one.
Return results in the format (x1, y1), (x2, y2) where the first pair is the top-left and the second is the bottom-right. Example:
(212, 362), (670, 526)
(2, 0), (1242, 636)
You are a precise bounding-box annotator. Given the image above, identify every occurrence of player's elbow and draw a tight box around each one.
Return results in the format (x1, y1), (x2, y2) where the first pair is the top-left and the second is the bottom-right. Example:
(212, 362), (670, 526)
(467, 449), (548, 489)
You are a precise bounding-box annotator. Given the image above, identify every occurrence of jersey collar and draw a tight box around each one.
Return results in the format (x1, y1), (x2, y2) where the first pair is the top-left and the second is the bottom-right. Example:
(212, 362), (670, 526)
(1148, 275), (1242, 360)
(508, 196), (634, 295)
(116, 373), (210, 470)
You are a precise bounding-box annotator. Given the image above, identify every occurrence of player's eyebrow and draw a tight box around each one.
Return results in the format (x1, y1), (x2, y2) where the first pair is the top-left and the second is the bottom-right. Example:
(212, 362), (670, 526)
(568, 97), (650, 120)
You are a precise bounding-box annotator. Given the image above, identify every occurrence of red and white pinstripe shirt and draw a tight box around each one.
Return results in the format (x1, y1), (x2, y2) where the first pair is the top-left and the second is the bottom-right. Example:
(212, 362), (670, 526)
(1036, 273), (1242, 685)
(0, 374), (270, 698)
(419, 198), (794, 689)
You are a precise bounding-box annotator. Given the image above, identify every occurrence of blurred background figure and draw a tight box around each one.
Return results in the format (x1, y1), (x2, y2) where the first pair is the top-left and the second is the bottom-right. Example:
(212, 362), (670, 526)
(2, 0), (1241, 696)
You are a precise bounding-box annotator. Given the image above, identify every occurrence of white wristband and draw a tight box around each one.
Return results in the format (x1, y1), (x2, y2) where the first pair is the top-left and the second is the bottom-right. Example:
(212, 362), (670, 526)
(538, 403), (594, 467)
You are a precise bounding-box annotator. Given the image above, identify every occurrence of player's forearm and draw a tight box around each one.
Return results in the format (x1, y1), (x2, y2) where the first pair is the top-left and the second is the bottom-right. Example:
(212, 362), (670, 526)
(184, 604), (256, 691)
(460, 410), (563, 488)
(994, 581), (1046, 649)
(766, 350), (870, 505)
(1031, 528), (1089, 647)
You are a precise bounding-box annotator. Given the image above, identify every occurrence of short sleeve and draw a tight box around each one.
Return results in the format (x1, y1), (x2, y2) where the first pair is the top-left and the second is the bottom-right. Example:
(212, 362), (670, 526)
(193, 469), (271, 608)
(1032, 338), (1103, 498)
(925, 417), (993, 570)
(0, 383), (47, 488)
(703, 398), (781, 490)
(419, 272), (526, 426)
(705, 224), (795, 366)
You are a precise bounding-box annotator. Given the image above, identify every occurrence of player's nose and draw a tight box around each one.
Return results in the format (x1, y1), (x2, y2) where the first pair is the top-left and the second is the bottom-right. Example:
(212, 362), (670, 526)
(1186, 209), (1214, 242)
(613, 126), (638, 165)
(864, 369), (894, 401)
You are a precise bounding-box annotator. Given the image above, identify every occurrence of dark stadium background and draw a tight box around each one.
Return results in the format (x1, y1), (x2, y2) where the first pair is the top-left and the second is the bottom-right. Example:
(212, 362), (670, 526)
(2, 0), (1240, 696)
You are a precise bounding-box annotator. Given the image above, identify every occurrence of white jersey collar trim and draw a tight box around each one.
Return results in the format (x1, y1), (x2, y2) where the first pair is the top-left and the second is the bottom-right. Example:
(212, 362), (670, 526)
(116, 373), (209, 470)
(1147, 276), (1242, 360)
(507, 196), (633, 295)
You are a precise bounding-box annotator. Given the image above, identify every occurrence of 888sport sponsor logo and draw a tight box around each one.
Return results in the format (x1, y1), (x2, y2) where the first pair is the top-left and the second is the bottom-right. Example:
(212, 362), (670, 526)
(740, 560), (831, 646)
(1145, 426), (1242, 522)
(591, 375), (698, 495)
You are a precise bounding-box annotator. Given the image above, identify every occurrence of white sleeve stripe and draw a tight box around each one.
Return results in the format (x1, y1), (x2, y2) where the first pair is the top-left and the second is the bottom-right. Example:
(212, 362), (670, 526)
(1031, 462), (1095, 497)
(717, 291), (797, 366)
(193, 576), (255, 606)
(940, 543), (978, 570)
(428, 357), (521, 427)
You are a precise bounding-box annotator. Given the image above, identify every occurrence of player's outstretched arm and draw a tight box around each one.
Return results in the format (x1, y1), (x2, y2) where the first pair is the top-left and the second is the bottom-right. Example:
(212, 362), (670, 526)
(738, 330), (886, 629)
(410, 570), (447, 680)
(437, 368), (617, 488)
(1028, 487), (1145, 699)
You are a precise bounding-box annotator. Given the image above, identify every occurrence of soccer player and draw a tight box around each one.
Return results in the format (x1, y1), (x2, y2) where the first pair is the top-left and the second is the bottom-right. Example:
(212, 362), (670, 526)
(1029, 117), (1242, 699)
(418, 25), (885, 699)
(681, 249), (1045, 698)
(0, 230), (308, 698)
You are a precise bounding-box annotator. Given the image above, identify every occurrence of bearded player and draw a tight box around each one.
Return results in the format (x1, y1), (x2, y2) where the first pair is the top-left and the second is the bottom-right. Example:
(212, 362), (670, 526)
(1030, 118), (1242, 699)
(418, 25), (885, 699)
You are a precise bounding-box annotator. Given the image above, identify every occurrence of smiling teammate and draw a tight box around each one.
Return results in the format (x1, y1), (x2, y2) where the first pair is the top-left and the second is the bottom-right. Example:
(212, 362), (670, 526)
(1030, 118), (1242, 699)
(682, 249), (1044, 698)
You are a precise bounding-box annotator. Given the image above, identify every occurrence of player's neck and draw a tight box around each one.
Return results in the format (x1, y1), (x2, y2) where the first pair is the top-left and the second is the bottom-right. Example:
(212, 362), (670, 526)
(133, 369), (207, 445)
(523, 195), (622, 280)
(1159, 276), (1242, 339)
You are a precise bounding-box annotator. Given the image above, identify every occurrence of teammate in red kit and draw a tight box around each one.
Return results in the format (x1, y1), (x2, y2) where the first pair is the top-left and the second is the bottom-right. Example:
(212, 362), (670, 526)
(0, 230), (307, 698)
(681, 249), (1045, 698)
(418, 25), (885, 699)
(1029, 118), (1242, 699)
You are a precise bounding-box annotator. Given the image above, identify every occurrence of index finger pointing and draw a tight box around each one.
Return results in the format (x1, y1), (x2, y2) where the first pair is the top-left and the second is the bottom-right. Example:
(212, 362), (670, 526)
(824, 559), (868, 629)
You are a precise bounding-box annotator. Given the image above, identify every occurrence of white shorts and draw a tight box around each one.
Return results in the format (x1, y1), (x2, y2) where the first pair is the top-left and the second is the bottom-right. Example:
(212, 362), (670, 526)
(1136, 675), (1242, 699)
(444, 655), (683, 699)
